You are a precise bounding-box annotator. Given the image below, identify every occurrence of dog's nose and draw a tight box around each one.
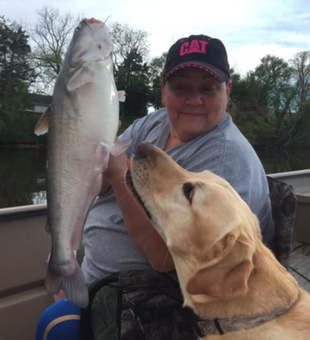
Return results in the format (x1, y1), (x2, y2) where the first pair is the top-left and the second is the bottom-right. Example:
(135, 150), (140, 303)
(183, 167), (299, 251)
(135, 142), (155, 158)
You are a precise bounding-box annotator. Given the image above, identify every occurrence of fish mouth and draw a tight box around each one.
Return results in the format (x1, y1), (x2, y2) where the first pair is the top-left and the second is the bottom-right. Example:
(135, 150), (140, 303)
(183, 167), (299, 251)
(87, 18), (104, 25)
(125, 170), (152, 220)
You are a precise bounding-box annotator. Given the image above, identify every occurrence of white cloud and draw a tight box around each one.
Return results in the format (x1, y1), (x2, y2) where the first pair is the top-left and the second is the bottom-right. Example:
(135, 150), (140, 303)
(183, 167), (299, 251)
(1, 0), (310, 75)
(229, 44), (303, 75)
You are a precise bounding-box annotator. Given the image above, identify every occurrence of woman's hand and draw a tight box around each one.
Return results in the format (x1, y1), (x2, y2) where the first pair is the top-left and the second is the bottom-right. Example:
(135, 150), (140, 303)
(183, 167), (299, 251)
(104, 137), (128, 182)
(99, 136), (129, 196)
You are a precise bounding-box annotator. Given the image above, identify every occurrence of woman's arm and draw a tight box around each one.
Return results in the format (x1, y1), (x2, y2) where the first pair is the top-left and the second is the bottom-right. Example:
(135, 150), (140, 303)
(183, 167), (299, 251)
(104, 150), (174, 272)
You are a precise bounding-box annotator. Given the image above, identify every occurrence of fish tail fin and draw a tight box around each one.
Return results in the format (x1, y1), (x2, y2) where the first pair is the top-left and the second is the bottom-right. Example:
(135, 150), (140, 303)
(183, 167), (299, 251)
(61, 266), (89, 308)
(45, 263), (89, 308)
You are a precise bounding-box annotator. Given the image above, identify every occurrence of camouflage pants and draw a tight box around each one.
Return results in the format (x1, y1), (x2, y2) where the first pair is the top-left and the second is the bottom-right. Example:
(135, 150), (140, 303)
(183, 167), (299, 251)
(90, 284), (119, 340)
(80, 270), (199, 340)
(119, 270), (198, 340)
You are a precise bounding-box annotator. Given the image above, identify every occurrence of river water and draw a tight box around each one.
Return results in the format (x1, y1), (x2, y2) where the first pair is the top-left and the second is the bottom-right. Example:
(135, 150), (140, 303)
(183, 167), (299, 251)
(1, 148), (310, 209)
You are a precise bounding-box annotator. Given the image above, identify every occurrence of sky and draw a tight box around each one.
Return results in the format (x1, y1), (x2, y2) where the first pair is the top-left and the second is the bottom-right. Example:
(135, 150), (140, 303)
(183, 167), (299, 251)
(1, 0), (310, 75)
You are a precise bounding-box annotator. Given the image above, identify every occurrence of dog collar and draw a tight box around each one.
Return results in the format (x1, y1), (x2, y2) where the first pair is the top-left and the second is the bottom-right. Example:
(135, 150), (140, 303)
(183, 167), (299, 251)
(191, 298), (297, 337)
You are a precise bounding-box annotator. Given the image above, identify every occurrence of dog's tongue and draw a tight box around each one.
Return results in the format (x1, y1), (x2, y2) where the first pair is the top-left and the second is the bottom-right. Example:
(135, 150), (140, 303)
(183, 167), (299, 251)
(127, 158), (132, 170)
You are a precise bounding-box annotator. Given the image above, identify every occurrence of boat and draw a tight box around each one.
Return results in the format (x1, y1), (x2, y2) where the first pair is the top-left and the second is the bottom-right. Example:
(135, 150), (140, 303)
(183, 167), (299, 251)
(0, 170), (309, 340)
(269, 169), (310, 248)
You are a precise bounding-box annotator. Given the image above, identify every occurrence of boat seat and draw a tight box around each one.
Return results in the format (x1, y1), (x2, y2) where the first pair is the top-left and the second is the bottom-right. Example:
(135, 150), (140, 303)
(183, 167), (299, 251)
(294, 191), (310, 244)
(267, 176), (296, 270)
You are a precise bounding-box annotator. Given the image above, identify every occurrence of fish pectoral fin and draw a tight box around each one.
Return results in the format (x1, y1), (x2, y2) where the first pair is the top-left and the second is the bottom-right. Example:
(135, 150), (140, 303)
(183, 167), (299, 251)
(95, 143), (110, 172)
(34, 107), (50, 136)
(118, 90), (126, 102)
(111, 139), (132, 157)
(67, 65), (95, 91)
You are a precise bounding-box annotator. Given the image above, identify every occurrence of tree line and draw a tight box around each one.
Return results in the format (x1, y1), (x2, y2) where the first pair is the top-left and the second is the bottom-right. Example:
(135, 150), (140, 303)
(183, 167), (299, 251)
(0, 7), (310, 149)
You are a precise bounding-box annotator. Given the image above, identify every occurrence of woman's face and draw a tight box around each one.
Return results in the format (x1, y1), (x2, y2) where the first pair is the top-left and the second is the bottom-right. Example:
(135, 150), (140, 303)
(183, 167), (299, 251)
(161, 67), (232, 142)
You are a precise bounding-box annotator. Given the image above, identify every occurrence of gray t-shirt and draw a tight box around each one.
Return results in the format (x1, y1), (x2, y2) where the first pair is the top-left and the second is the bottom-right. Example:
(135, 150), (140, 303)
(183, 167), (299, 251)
(81, 109), (275, 286)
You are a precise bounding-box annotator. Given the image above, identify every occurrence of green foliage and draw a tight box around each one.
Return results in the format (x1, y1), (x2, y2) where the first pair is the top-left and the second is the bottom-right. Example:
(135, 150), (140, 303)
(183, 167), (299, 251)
(0, 17), (42, 145)
(252, 120), (278, 148)
(115, 49), (150, 117)
(148, 53), (167, 109)
(109, 21), (151, 118)
(295, 100), (310, 147)
(290, 51), (310, 112)
(117, 115), (143, 136)
(0, 17), (35, 109)
(0, 109), (46, 144)
(230, 53), (310, 149)
(108, 21), (150, 68)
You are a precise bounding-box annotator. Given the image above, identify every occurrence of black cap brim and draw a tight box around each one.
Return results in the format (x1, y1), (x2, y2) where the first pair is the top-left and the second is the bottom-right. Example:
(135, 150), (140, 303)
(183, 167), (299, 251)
(162, 61), (229, 83)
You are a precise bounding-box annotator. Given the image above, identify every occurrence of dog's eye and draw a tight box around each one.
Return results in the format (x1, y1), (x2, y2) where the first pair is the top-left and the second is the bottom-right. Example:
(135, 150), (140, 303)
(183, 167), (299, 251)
(183, 182), (195, 204)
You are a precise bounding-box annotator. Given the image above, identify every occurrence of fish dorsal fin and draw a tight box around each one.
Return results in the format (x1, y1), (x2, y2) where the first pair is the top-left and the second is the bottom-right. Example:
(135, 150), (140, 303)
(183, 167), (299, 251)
(118, 90), (126, 102)
(111, 139), (132, 156)
(34, 107), (50, 136)
(67, 65), (95, 92)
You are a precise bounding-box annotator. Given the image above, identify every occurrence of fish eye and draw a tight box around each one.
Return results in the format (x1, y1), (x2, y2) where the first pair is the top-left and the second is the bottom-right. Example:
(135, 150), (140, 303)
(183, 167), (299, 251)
(75, 26), (81, 32)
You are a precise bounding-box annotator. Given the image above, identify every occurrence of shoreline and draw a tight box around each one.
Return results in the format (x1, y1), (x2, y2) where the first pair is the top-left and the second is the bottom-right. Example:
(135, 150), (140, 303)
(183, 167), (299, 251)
(0, 144), (46, 150)
(1, 144), (309, 151)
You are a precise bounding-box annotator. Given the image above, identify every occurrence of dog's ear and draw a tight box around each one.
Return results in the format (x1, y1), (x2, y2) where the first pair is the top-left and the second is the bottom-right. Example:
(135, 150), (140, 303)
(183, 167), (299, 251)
(186, 229), (254, 298)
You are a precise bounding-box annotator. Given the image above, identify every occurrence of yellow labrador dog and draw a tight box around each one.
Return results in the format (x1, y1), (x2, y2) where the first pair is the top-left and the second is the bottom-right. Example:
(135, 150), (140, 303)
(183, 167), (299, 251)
(126, 142), (310, 340)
